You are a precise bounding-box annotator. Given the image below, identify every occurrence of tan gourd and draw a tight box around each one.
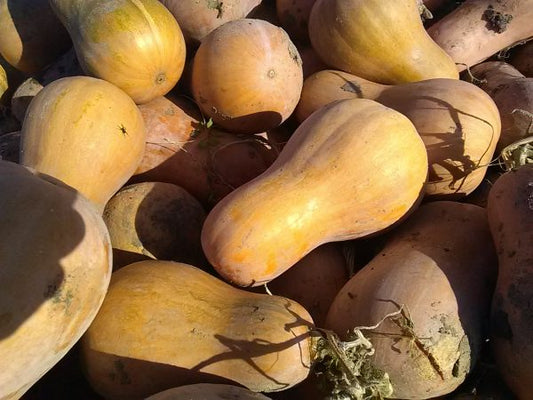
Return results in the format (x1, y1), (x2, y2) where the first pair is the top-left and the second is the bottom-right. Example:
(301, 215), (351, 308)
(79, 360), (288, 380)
(428, 0), (533, 71)
(487, 165), (533, 399)
(146, 384), (272, 399)
(49, 0), (186, 104)
(308, 0), (459, 84)
(80, 260), (314, 399)
(160, 0), (262, 45)
(20, 76), (146, 213)
(326, 201), (498, 399)
(0, 0), (71, 74)
(469, 61), (533, 152)
(191, 18), (303, 134)
(0, 63), (6, 100)
(0, 160), (112, 400)
(201, 98), (428, 287)
(296, 70), (501, 198)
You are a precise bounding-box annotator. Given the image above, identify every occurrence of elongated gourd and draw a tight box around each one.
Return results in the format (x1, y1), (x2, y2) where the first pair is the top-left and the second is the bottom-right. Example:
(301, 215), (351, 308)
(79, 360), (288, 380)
(20, 76), (146, 214)
(0, 160), (112, 400)
(49, 0), (186, 104)
(80, 260), (314, 399)
(326, 201), (498, 399)
(201, 98), (428, 287)
(296, 71), (501, 198)
(487, 165), (533, 399)
(308, 0), (459, 84)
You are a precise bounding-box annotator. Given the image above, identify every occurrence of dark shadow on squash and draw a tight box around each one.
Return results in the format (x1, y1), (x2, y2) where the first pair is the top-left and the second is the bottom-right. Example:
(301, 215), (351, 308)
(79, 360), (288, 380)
(133, 182), (208, 269)
(0, 164), (87, 341)
(0, 130), (21, 163)
(6, 0), (71, 74)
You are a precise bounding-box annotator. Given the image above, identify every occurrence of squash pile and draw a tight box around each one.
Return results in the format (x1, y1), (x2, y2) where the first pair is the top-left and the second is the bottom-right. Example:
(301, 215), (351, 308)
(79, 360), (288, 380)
(0, 1), (532, 400)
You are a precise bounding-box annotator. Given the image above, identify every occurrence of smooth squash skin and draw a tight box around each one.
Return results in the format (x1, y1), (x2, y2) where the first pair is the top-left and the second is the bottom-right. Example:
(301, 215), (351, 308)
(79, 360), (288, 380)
(487, 165), (533, 399)
(0, 161), (112, 400)
(160, 0), (262, 45)
(326, 201), (498, 399)
(201, 98), (428, 287)
(49, 0), (186, 104)
(0, 0), (71, 74)
(0, 63), (6, 101)
(80, 260), (314, 399)
(308, 0), (459, 84)
(146, 384), (272, 400)
(191, 18), (303, 134)
(296, 71), (501, 198)
(428, 0), (533, 71)
(469, 61), (533, 152)
(20, 76), (146, 214)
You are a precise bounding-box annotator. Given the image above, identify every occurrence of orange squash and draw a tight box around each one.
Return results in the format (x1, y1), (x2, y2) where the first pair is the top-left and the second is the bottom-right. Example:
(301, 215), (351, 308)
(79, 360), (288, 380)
(296, 71), (501, 198)
(487, 165), (533, 399)
(146, 384), (272, 399)
(0, 0), (71, 74)
(191, 18), (303, 134)
(428, 0), (533, 71)
(201, 98), (428, 287)
(0, 160), (112, 400)
(80, 260), (314, 399)
(160, 0), (262, 45)
(49, 0), (186, 104)
(308, 0), (459, 84)
(20, 76), (146, 213)
(326, 201), (498, 399)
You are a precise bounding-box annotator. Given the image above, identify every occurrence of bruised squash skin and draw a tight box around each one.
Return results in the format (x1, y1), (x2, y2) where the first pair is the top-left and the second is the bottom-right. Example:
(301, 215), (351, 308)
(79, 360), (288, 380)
(201, 98), (428, 287)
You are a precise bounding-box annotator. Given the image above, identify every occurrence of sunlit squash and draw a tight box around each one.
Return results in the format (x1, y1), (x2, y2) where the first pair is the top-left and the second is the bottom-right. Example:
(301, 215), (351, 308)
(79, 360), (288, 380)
(49, 0), (186, 104)
(201, 98), (428, 287)
(20, 76), (146, 213)
(308, 0), (459, 84)
(296, 71), (501, 198)
(191, 18), (303, 134)
(80, 260), (314, 399)
(0, 160), (112, 400)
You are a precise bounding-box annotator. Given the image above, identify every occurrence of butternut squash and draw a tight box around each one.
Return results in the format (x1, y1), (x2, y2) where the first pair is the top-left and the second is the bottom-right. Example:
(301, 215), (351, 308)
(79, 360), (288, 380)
(201, 98), (428, 287)
(146, 384), (272, 399)
(20, 76), (146, 213)
(487, 165), (533, 399)
(103, 181), (207, 270)
(160, 0), (262, 45)
(0, 160), (112, 400)
(191, 18), (303, 134)
(428, 0), (533, 71)
(296, 71), (501, 198)
(80, 260), (314, 399)
(308, 0), (459, 84)
(0, 0), (71, 74)
(326, 201), (498, 399)
(49, 0), (186, 104)
(469, 61), (533, 152)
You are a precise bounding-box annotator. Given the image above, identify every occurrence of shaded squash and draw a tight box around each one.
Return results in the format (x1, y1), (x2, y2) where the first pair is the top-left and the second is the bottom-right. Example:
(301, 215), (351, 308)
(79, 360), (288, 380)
(0, 160), (112, 400)
(0, 0), (71, 74)
(296, 70), (501, 198)
(510, 39), (533, 77)
(487, 165), (533, 399)
(80, 260), (314, 399)
(308, 0), (459, 84)
(20, 76), (146, 213)
(201, 98), (428, 287)
(325, 201), (498, 399)
(49, 0), (186, 104)
(146, 384), (272, 400)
